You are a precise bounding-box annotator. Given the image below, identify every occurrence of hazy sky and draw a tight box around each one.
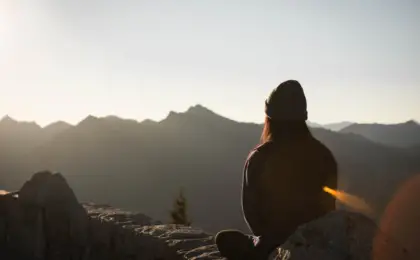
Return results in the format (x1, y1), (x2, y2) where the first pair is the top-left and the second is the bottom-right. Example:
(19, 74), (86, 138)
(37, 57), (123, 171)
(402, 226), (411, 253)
(0, 0), (419, 126)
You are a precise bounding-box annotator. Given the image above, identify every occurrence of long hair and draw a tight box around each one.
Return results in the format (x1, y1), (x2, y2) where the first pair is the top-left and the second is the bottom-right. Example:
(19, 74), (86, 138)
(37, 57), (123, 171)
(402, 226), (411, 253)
(260, 116), (312, 144)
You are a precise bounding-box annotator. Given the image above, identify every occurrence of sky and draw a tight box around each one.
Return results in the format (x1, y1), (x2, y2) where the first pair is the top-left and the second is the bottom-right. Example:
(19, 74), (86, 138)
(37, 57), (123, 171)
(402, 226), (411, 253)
(0, 0), (419, 127)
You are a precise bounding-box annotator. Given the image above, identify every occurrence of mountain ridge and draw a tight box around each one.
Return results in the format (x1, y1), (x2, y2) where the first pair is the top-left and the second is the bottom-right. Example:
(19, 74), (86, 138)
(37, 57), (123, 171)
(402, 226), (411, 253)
(340, 120), (420, 148)
(1, 104), (417, 131)
(0, 104), (419, 233)
(323, 121), (354, 131)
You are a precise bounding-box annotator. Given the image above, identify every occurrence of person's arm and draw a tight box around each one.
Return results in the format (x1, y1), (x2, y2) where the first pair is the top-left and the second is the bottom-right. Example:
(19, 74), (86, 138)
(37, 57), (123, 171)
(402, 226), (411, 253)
(241, 150), (265, 236)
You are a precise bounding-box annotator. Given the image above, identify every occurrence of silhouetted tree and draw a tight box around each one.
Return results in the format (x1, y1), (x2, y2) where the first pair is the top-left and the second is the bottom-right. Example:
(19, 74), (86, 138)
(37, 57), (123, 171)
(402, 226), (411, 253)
(170, 188), (191, 226)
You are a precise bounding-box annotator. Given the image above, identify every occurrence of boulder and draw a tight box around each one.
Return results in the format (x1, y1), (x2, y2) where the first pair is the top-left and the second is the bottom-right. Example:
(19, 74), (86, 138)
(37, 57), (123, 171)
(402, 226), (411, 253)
(269, 210), (411, 260)
(7, 171), (89, 260)
(0, 192), (17, 245)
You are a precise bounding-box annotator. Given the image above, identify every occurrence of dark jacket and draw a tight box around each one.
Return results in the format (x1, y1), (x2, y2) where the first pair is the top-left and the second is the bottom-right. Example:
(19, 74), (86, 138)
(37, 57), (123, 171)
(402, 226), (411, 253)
(241, 136), (337, 239)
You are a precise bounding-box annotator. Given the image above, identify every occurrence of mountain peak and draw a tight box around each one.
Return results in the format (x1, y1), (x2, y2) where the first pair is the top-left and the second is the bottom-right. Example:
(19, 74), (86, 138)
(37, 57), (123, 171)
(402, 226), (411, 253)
(43, 121), (73, 136)
(44, 121), (72, 130)
(84, 115), (98, 121)
(0, 115), (41, 129)
(0, 115), (17, 124)
(104, 115), (121, 120)
(45, 121), (72, 127)
(186, 104), (217, 116)
(104, 115), (139, 125)
(161, 104), (232, 126)
(405, 120), (419, 126)
(140, 119), (157, 125)
(77, 115), (99, 127)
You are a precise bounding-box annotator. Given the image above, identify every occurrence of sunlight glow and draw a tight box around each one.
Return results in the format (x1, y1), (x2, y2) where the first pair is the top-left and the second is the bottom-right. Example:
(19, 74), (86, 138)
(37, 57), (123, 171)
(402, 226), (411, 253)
(0, 190), (9, 195)
(323, 186), (374, 217)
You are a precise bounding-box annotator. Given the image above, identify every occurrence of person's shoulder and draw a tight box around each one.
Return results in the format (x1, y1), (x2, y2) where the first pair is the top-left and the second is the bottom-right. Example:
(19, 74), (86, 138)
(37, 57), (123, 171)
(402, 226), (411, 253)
(246, 141), (276, 165)
(248, 141), (275, 158)
(255, 141), (277, 153)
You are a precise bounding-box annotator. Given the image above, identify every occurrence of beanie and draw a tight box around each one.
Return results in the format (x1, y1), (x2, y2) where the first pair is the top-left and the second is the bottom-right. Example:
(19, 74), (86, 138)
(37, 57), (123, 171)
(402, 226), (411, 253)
(265, 80), (308, 121)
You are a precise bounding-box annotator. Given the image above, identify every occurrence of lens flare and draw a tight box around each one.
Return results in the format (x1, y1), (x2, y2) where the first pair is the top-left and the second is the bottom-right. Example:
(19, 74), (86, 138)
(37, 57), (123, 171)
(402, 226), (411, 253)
(323, 186), (374, 217)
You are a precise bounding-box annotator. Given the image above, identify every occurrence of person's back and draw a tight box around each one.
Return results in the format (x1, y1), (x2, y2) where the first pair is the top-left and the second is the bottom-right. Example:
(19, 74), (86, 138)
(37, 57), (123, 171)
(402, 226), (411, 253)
(248, 136), (337, 239)
(216, 80), (338, 260)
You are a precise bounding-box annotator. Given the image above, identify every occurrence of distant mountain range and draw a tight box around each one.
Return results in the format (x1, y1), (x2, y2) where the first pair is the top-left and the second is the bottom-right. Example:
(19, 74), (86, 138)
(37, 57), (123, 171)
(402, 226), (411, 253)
(0, 105), (419, 233)
(324, 121), (354, 131)
(340, 120), (420, 148)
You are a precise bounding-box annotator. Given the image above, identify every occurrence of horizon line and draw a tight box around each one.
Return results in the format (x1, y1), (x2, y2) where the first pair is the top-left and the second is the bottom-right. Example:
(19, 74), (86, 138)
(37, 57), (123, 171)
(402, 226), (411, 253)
(0, 104), (418, 128)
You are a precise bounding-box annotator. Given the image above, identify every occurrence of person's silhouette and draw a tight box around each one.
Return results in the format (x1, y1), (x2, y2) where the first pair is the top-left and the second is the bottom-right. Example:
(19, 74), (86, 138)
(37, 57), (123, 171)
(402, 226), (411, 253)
(215, 80), (338, 260)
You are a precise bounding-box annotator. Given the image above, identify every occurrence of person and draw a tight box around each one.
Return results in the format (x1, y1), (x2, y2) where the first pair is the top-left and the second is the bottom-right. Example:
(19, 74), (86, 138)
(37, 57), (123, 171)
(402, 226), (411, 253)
(215, 80), (338, 260)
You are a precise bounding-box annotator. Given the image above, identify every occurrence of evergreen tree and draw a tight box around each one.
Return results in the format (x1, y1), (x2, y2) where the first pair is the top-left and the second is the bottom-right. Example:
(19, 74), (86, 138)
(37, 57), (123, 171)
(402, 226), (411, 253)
(170, 188), (191, 226)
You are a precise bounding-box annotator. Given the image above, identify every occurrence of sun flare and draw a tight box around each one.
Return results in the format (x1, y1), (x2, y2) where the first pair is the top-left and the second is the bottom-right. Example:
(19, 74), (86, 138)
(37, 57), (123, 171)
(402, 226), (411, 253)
(323, 186), (374, 217)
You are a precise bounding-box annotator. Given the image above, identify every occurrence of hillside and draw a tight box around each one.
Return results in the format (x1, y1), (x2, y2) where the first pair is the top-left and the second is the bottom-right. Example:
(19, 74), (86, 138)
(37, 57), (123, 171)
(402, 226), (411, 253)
(307, 121), (324, 129)
(0, 105), (419, 233)
(340, 120), (420, 148)
(323, 121), (353, 131)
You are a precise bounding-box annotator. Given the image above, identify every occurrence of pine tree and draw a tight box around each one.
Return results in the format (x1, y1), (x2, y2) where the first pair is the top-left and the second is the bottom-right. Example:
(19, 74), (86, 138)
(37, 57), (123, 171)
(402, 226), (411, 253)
(170, 188), (191, 226)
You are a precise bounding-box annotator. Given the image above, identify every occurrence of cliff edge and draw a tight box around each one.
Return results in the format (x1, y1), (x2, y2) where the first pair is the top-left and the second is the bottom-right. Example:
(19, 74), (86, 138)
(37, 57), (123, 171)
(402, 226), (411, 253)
(0, 171), (412, 260)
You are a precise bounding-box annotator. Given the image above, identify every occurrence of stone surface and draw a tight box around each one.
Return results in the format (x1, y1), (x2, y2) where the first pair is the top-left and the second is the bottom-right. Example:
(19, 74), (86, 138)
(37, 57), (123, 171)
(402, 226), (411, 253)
(270, 210), (412, 260)
(0, 172), (414, 260)
(0, 170), (218, 260)
(83, 203), (219, 260)
(6, 171), (89, 260)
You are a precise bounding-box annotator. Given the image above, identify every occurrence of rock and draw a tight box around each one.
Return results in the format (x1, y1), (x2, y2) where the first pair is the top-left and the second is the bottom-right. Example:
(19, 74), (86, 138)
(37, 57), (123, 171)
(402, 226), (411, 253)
(183, 245), (222, 260)
(269, 210), (412, 260)
(1, 172), (222, 260)
(8, 171), (89, 260)
(7, 172), (413, 260)
(83, 202), (155, 226)
(84, 204), (182, 260)
(0, 192), (17, 245)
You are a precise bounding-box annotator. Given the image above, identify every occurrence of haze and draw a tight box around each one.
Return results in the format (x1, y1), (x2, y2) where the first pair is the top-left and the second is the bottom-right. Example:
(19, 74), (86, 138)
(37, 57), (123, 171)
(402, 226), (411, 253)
(0, 0), (419, 126)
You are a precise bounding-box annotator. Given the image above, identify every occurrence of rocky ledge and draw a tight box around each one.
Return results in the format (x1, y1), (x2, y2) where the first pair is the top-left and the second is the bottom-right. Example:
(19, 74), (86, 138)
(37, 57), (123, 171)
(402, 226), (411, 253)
(83, 203), (221, 260)
(0, 171), (413, 260)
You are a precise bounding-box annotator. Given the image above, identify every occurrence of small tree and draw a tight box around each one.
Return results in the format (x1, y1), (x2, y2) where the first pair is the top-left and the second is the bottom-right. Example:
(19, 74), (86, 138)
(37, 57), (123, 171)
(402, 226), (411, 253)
(170, 188), (191, 226)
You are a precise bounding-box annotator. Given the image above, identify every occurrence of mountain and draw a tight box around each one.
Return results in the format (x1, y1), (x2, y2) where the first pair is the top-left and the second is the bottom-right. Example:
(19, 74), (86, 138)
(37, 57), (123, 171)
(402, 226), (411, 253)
(307, 121), (324, 128)
(43, 121), (73, 137)
(340, 120), (420, 148)
(0, 116), (46, 188)
(323, 121), (353, 131)
(0, 116), (43, 139)
(307, 121), (354, 131)
(0, 106), (419, 233)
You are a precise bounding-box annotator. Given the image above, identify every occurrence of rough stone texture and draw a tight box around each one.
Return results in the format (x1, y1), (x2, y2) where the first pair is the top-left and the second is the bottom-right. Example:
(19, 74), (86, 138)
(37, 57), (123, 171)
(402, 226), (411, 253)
(0, 172), (414, 260)
(269, 210), (412, 260)
(83, 202), (221, 260)
(0, 171), (220, 260)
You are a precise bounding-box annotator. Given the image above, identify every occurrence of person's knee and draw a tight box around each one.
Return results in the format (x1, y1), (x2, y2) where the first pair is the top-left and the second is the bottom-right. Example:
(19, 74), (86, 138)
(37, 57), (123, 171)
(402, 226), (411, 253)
(215, 230), (260, 260)
(215, 229), (242, 244)
(215, 230), (255, 250)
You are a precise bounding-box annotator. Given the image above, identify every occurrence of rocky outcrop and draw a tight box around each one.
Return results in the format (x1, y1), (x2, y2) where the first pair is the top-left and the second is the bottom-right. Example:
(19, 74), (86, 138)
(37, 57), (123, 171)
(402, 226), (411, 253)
(83, 203), (221, 260)
(0, 171), (221, 260)
(269, 210), (411, 260)
(0, 171), (413, 260)
(2, 171), (89, 259)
